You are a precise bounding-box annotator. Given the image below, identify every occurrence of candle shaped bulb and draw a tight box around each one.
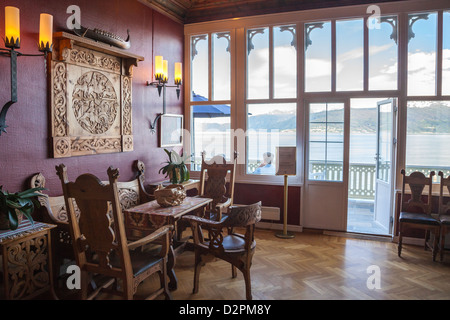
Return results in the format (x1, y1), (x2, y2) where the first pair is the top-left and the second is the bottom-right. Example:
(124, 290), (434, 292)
(163, 60), (168, 82)
(39, 13), (53, 52)
(5, 6), (20, 48)
(155, 56), (164, 80)
(174, 62), (182, 85)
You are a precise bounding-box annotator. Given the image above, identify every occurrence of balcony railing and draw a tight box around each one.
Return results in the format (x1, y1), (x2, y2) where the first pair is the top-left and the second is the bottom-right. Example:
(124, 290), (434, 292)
(192, 157), (449, 200)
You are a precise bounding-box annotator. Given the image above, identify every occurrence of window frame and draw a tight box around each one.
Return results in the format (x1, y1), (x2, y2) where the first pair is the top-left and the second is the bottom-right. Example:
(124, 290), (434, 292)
(184, 0), (450, 189)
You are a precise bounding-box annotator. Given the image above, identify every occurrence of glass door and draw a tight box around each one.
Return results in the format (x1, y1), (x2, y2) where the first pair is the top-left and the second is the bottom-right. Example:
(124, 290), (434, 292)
(373, 99), (397, 235)
(303, 100), (349, 231)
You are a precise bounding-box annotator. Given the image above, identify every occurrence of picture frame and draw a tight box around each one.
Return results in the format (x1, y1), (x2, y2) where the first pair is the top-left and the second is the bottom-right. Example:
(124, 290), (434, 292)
(160, 114), (184, 147)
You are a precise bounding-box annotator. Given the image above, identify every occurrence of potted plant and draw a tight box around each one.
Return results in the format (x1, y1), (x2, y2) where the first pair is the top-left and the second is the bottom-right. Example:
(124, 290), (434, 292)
(159, 149), (191, 184)
(0, 186), (45, 230)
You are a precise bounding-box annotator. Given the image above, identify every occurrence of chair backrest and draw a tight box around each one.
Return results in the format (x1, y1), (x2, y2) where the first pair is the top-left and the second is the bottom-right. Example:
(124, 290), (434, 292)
(223, 202), (262, 228)
(199, 151), (238, 207)
(439, 171), (450, 215)
(31, 160), (149, 225)
(400, 169), (435, 214)
(56, 164), (132, 280)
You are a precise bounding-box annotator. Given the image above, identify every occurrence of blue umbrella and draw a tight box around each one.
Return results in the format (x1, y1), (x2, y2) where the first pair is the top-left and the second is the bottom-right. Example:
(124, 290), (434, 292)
(192, 92), (231, 118)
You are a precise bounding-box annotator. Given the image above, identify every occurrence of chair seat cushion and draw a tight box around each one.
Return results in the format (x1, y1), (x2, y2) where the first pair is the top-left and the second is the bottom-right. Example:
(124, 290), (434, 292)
(205, 234), (256, 251)
(97, 247), (163, 278)
(439, 215), (450, 225)
(128, 249), (163, 277)
(399, 212), (440, 226)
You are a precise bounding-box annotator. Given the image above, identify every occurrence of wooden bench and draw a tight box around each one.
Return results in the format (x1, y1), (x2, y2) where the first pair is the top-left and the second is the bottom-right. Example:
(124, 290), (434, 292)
(30, 160), (154, 285)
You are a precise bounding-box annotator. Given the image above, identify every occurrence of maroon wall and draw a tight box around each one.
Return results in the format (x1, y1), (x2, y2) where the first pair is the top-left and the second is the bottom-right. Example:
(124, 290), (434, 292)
(234, 184), (301, 226)
(0, 1), (183, 196)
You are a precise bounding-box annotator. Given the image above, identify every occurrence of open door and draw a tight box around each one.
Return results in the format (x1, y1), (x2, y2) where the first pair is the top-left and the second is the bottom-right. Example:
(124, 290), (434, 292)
(373, 98), (397, 234)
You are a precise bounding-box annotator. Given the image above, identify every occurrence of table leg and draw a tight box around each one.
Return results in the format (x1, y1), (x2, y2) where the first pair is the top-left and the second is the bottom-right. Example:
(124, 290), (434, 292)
(167, 244), (177, 291)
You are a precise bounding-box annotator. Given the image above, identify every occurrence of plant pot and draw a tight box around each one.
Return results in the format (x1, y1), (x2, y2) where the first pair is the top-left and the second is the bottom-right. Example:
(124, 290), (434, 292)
(168, 168), (182, 184)
(0, 210), (23, 230)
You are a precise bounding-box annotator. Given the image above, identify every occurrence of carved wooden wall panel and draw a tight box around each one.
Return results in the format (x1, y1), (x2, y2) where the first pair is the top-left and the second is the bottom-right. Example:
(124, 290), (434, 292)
(50, 33), (143, 158)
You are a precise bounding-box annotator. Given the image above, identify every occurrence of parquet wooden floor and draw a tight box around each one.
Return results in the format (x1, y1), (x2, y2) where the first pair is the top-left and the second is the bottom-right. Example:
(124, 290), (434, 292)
(133, 228), (450, 300)
(48, 228), (450, 300)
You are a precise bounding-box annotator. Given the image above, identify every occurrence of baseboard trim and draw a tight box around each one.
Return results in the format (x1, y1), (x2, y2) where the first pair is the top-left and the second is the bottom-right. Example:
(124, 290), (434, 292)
(256, 221), (303, 233)
(323, 230), (393, 242)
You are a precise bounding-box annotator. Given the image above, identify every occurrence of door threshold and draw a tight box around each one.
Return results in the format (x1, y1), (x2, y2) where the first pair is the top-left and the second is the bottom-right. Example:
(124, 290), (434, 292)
(323, 230), (393, 242)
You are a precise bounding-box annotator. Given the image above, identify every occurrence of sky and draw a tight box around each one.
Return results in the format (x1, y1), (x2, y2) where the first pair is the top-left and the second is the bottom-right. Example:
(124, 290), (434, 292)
(191, 11), (449, 101)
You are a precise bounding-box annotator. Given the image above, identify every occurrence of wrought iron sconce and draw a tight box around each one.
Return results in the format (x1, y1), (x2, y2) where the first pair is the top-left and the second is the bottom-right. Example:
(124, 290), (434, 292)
(0, 7), (53, 135)
(146, 56), (182, 133)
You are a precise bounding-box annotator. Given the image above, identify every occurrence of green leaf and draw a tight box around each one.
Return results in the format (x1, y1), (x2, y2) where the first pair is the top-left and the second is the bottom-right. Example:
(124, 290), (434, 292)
(8, 210), (19, 230)
(21, 207), (34, 225)
(5, 200), (23, 209)
(16, 187), (46, 197)
(164, 149), (172, 162)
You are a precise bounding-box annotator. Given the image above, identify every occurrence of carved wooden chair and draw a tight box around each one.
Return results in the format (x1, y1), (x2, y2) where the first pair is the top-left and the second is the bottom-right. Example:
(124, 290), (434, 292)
(31, 160), (153, 285)
(398, 170), (440, 261)
(198, 151), (238, 222)
(55, 164), (172, 300)
(438, 171), (450, 261)
(182, 201), (261, 300)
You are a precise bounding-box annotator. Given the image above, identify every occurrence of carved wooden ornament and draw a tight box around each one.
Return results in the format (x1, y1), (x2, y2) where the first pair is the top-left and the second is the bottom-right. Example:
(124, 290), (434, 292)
(50, 32), (143, 158)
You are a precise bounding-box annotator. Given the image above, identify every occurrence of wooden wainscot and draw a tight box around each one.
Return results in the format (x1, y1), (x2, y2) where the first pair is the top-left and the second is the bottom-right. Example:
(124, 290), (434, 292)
(49, 32), (144, 158)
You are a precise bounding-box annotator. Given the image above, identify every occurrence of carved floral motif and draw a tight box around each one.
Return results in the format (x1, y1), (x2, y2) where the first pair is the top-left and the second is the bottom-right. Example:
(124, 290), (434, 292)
(72, 71), (119, 135)
(6, 234), (50, 299)
(53, 63), (68, 137)
(50, 35), (138, 158)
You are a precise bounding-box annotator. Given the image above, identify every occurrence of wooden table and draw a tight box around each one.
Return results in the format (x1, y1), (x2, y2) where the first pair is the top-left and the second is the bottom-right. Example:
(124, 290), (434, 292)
(123, 196), (212, 290)
(0, 220), (56, 300)
(147, 179), (200, 194)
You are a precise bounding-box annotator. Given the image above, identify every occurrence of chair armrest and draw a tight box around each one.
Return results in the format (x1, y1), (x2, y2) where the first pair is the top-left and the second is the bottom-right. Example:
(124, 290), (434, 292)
(139, 187), (155, 203)
(216, 198), (232, 211)
(127, 225), (173, 251)
(182, 215), (225, 228)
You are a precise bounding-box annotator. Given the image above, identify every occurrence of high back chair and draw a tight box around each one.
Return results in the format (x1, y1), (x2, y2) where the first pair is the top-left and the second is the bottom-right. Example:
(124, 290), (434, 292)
(438, 171), (450, 261)
(31, 160), (153, 286)
(398, 169), (440, 261)
(198, 151), (238, 221)
(183, 201), (261, 300)
(56, 164), (172, 300)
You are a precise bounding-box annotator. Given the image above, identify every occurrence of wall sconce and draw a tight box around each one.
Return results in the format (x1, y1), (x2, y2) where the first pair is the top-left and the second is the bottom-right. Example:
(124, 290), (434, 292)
(0, 7), (53, 135)
(146, 55), (182, 133)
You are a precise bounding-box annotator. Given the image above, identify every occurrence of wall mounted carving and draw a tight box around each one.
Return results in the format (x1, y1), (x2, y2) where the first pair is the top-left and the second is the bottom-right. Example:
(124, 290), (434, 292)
(50, 32), (144, 158)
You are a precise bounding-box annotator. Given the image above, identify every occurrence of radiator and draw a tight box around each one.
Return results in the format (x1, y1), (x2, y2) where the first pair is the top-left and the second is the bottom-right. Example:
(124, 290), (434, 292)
(233, 204), (280, 221)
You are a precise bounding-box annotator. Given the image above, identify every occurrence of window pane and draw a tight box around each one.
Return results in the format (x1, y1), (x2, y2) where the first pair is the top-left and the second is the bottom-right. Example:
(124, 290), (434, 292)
(274, 25), (297, 98)
(191, 34), (209, 100)
(247, 103), (296, 175)
(336, 19), (364, 91)
(407, 13), (437, 96)
(377, 102), (393, 183)
(191, 105), (231, 171)
(305, 22), (331, 92)
(212, 32), (231, 101)
(406, 101), (450, 181)
(369, 16), (398, 90)
(247, 28), (269, 99)
(443, 11), (450, 96)
(308, 103), (344, 181)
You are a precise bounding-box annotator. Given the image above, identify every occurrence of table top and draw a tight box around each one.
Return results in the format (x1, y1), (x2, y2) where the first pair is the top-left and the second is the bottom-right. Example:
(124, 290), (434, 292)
(0, 220), (56, 245)
(124, 196), (212, 219)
